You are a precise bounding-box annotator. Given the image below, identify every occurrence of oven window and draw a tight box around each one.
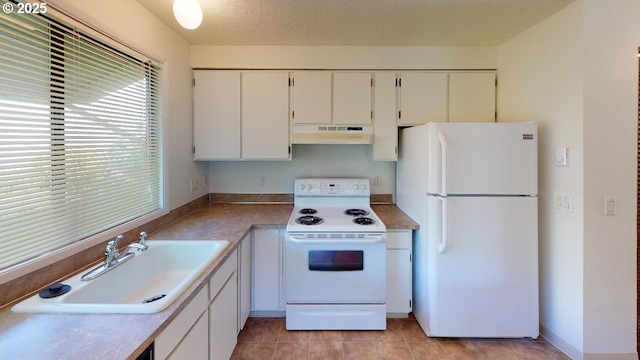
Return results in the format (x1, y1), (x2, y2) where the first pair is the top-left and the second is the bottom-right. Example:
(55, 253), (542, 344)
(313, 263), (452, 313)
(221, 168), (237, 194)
(308, 251), (364, 271)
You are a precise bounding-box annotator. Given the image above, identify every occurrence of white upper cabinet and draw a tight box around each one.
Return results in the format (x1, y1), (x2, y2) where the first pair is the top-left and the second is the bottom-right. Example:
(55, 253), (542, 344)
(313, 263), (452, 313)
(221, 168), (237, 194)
(333, 72), (372, 125)
(241, 72), (291, 159)
(373, 72), (397, 161)
(449, 72), (496, 122)
(193, 70), (291, 160)
(290, 71), (332, 124)
(193, 70), (241, 160)
(397, 72), (448, 126)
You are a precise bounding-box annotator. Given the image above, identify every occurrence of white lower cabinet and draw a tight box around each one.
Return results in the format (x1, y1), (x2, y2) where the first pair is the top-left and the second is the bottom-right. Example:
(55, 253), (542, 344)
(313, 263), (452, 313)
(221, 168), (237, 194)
(386, 230), (413, 316)
(155, 249), (239, 360)
(209, 271), (238, 360)
(155, 228), (413, 360)
(251, 229), (285, 315)
(238, 233), (252, 330)
(209, 249), (238, 360)
(155, 287), (208, 360)
(166, 311), (208, 360)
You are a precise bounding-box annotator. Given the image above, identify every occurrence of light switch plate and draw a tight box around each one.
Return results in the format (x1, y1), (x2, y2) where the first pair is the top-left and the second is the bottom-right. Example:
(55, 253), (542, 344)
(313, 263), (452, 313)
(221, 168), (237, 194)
(554, 147), (568, 166)
(604, 197), (616, 216)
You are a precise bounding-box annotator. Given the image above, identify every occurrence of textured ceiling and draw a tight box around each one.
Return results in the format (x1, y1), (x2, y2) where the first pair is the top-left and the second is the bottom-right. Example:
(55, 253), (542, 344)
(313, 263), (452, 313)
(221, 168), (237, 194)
(136, 0), (575, 46)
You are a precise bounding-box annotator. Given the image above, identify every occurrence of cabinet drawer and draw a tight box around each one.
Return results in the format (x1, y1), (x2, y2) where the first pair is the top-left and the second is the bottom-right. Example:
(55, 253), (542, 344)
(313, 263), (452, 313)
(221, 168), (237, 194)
(209, 249), (237, 301)
(386, 230), (412, 249)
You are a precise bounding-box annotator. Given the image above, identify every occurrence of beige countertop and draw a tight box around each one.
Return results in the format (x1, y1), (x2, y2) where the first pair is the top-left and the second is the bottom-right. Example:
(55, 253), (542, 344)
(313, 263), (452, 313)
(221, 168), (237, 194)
(0, 203), (418, 360)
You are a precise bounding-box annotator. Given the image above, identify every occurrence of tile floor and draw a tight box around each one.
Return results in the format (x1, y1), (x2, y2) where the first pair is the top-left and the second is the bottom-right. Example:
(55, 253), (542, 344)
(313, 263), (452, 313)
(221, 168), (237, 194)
(231, 316), (572, 360)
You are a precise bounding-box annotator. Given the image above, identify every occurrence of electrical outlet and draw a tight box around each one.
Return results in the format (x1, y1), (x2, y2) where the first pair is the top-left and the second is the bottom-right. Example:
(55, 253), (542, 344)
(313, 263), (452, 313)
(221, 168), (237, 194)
(374, 175), (382, 186)
(258, 174), (267, 186)
(190, 177), (199, 192)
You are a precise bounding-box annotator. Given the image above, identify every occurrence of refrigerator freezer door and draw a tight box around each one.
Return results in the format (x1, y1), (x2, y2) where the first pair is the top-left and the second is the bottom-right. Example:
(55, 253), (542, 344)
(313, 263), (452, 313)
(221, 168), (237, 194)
(427, 122), (537, 196)
(426, 195), (539, 338)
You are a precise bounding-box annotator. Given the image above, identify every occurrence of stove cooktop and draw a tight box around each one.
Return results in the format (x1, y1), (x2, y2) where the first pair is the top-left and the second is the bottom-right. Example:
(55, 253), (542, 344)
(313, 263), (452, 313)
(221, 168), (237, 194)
(286, 206), (386, 233)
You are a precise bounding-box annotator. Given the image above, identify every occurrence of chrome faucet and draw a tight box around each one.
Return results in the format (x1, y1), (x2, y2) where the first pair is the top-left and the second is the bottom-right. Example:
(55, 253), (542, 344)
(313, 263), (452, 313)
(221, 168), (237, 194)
(81, 234), (137, 281)
(122, 231), (149, 252)
(139, 231), (147, 246)
(105, 235), (124, 267)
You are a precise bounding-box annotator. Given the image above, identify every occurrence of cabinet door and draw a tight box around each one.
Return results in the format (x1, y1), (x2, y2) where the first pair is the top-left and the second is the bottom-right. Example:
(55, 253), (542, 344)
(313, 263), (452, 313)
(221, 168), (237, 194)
(242, 72), (291, 159)
(193, 70), (241, 159)
(449, 72), (496, 122)
(238, 233), (252, 330)
(398, 72), (448, 125)
(333, 72), (372, 125)
(251, 229), (283, 312)
(166, 312), (208, 360)
(210, 274), (238, 360)
(155, 288), (208, 360)
(290, 71), (332, 124)
(373, 72), (397, 161)
(386, 230), (412, 315)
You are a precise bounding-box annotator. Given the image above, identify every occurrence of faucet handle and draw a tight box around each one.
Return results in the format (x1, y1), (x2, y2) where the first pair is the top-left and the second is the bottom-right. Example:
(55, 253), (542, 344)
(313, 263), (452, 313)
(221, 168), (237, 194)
(106, 235), (123, 253)
(139, 231), (147, 245)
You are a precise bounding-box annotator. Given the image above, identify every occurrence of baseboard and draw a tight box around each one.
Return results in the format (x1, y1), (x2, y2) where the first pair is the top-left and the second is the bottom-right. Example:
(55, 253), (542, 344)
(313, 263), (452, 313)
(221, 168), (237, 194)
(540, 324), (583, 360)
(249, 310), (286, 317)
(583, 354), (638, 360)
(541, 325), (639, 360)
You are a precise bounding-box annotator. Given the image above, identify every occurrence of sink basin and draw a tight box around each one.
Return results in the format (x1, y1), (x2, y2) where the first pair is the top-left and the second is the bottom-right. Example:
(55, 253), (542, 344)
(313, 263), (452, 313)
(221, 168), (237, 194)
(12, 240), (229, 314)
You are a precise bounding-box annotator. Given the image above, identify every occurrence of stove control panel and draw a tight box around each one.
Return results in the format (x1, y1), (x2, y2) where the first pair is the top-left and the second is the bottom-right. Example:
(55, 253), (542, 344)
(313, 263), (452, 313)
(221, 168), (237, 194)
(295, 178), (370, 196)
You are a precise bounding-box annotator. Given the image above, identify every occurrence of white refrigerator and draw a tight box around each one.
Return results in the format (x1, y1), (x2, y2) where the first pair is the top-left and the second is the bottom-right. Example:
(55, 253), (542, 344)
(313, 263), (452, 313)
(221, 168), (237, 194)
(397, 122), (539, 338)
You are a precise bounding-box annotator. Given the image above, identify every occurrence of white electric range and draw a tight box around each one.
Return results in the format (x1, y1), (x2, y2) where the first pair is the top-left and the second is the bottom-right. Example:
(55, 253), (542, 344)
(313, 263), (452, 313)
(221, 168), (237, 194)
(285, 178), (387, 330)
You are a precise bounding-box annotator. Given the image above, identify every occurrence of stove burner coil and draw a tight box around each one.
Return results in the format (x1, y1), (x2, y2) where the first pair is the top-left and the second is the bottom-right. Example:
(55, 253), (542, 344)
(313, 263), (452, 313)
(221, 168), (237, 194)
(344, 209), (369, 217)
(295, 215), (324, 225)
(299, 208), (318, 215)
(353, 217), (375, 225)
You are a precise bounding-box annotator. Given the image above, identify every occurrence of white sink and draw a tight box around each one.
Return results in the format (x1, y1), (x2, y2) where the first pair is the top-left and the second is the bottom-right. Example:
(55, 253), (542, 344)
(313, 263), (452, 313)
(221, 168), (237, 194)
(12, 240), (229, 314)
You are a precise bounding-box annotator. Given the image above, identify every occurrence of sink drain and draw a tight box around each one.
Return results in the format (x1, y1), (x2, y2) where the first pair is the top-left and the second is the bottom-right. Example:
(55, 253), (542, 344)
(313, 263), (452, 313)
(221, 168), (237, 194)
(142, 294), (166, 304)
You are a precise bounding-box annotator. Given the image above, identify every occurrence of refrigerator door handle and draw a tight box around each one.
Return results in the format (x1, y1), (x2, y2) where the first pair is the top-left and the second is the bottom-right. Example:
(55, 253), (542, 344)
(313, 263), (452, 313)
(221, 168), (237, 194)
(438, 131), (448, 196)
(438, 196), (448, 254)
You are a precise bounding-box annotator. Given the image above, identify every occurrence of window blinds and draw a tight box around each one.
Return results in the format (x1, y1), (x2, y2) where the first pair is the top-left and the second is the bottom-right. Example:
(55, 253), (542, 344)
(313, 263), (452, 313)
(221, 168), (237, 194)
(0, 7), (162, 271)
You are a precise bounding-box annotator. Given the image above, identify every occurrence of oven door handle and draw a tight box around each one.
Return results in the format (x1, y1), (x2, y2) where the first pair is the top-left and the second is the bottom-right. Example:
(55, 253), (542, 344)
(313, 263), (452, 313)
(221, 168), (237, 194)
(287, 235), (386, 244)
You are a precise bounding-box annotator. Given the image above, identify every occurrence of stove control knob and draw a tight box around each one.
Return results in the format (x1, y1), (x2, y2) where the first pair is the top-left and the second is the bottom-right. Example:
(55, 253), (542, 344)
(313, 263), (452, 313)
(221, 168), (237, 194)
(307, 184), (313, 191)
(298, 183), (307, 191)
(353, 183), (366, 191)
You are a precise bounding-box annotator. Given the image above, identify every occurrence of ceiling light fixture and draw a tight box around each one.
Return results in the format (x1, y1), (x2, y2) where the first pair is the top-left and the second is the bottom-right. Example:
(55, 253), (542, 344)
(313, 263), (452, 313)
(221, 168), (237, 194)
(173, 0), (203, 30)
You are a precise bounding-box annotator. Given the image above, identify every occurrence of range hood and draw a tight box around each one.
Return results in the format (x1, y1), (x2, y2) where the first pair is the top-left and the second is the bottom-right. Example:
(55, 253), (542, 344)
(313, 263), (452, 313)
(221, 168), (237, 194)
(291, 125), (374, 144)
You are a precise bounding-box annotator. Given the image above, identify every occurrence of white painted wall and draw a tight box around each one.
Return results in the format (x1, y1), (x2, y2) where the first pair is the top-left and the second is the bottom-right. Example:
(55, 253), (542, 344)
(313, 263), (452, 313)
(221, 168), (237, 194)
(581, 0), (638, 356)
(208, 145), (395, 195)
(498, 2), (584, 356)
(498, 1), (638, 359)
(50, 0), (209, 211)
(191, 45), (497, 70)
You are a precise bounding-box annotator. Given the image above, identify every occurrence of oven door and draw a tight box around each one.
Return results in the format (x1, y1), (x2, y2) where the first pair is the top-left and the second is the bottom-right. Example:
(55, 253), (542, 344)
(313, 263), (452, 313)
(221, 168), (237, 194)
(285, 233), (386, 304)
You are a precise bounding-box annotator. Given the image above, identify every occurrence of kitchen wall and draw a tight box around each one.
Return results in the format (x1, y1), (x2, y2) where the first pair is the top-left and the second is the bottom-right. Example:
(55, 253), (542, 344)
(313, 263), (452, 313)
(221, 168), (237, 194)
(498, 1), (584, 356)
(208, 144), (395, 195)
(581, 0), (638, 356)
(498, 0), (638, 359)
(49, 0), (208, 212)
(193, 45), (498, 195)
(191, 45), (497, 70)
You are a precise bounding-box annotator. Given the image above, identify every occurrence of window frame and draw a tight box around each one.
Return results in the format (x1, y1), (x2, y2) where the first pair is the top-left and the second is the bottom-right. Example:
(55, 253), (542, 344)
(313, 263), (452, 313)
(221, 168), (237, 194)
(0, 2), (168, 285)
